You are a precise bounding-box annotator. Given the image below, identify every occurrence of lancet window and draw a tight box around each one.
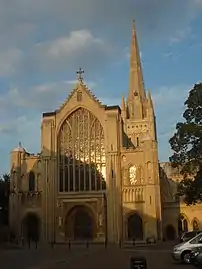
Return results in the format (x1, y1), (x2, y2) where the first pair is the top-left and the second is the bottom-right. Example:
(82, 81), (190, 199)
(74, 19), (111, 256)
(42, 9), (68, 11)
(58, 108), (106, 192)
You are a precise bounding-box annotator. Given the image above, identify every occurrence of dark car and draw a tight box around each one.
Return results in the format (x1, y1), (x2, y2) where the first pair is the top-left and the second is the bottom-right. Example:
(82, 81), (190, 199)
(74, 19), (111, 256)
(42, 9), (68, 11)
(180, 231), (202, 243)
(190, 248), (202, 267)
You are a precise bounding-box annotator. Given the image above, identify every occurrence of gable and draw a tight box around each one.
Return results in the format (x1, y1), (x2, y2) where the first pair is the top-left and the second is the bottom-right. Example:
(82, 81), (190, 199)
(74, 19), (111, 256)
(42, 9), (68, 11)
(59, 81), (104, 111)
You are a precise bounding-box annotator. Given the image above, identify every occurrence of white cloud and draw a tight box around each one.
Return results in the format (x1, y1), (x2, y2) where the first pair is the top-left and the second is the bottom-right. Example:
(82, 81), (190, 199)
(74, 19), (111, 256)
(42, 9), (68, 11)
(64, 80), (97, 89)
(152, 84), (192, 161)
(169, 27), (192, 44)
(0, 79), (99, 115)
(152, 85), (189, 107)
(0, 48), (23, 77)
(46, 30), (105, 58)
(26, 29), (115, 74)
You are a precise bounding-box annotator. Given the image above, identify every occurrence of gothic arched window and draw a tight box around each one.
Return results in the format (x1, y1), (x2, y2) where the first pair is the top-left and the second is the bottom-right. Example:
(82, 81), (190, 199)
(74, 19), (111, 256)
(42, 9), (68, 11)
(58, 108), (106, 192)
(192, 219), (200, 231)
(178, 214), (188, 233)
(28, 171), (35, 192)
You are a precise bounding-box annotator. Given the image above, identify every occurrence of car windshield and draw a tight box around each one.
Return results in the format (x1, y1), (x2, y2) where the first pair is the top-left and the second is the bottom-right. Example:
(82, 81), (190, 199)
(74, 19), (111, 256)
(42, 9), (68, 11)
(190, 233), (202, 244)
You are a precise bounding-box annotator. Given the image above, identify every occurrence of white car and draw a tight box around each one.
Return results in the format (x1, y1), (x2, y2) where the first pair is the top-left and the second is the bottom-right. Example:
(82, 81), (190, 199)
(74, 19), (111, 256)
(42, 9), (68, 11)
(172, 232), (202, 264)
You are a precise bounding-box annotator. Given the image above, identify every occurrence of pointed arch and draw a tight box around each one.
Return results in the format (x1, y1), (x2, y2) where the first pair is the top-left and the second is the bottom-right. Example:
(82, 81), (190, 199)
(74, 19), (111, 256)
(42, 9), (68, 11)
(126, 211), (143, 240)
(57, 107), (106, 192)
(178, 214), (188, 234)
(28, 171), (35, 192)
(192, 218), (200, 231)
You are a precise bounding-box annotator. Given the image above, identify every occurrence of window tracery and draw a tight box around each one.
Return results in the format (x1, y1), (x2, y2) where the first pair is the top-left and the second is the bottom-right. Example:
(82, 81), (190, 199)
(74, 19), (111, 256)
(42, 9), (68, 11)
(58, 108), (106, 192)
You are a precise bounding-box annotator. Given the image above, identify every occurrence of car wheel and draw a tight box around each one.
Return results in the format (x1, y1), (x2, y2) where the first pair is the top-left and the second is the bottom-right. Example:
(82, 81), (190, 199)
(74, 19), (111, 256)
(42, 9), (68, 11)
(182, 251), (191, 264)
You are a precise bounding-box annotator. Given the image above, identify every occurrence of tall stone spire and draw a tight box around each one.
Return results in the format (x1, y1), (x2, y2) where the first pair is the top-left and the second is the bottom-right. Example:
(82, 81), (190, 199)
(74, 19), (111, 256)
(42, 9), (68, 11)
(128, 19), (146, 101)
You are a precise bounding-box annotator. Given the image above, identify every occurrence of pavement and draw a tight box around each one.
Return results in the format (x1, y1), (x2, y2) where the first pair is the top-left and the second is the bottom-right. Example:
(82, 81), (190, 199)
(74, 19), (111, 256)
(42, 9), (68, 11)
(0, 242), (194, 269)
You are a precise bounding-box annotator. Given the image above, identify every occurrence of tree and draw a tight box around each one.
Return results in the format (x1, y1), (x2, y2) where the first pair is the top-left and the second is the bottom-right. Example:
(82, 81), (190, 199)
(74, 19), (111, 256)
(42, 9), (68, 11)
(0, 173), (10, 225)
(169, 83), (202, 205)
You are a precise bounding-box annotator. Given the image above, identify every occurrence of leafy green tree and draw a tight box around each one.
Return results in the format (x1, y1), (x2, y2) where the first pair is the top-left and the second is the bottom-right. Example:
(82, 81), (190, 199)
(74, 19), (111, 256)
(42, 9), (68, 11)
(0, 173), (10, 225)
(169, 83), (202, 205)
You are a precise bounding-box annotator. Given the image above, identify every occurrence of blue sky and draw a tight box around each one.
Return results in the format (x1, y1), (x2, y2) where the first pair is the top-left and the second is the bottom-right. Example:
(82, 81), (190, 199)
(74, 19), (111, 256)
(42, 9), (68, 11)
(0, 0), (202, 173)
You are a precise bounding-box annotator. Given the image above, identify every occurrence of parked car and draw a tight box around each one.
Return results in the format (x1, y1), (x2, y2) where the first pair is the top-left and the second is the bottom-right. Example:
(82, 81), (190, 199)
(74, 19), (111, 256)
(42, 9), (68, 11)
(190, 248), (202, 267)
(172, 232), (202, 264)
(180, 231), (202, 243)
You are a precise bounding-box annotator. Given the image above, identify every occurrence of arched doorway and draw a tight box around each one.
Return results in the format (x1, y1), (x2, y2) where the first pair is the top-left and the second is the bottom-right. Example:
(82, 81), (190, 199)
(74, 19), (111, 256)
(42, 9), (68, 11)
(65, 206), (95, 240)
(127, 213), (143, 240)
(22, 213), (40, 241)
(165, 225), (176, 240)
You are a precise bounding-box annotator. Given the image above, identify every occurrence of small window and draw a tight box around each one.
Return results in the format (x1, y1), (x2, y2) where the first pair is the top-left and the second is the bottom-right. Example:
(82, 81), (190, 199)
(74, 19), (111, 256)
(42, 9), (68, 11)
(77, 91), (82, 102)
(137, 137), (139, 147)
(28, 171), (35, 192)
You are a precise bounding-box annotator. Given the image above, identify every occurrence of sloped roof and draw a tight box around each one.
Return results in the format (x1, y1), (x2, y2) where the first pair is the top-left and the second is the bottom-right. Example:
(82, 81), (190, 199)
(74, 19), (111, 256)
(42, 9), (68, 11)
(59, 81), (105, 111)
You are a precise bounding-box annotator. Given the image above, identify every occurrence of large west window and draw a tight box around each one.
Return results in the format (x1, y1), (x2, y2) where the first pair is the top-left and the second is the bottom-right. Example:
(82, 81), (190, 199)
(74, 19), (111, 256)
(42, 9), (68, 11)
(58, 108), (106, 192)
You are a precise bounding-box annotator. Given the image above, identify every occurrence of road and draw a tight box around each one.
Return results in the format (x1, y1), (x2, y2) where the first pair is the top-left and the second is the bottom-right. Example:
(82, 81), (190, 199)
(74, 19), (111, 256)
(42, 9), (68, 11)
(0, 242), (195, 269)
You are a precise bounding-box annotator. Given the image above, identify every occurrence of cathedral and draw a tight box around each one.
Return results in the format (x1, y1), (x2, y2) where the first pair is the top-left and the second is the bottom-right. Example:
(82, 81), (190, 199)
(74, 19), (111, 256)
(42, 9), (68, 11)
(9, 20), (202, 244)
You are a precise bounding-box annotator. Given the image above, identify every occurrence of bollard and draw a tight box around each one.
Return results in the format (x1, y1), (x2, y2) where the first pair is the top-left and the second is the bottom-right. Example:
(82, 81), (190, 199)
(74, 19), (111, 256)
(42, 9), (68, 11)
(119, 239), (122, 249)
(68, 240), (71, 249)
(104, 238), (107, 249)
(86, 240), (89, 248)
(130, 256), (147, 269)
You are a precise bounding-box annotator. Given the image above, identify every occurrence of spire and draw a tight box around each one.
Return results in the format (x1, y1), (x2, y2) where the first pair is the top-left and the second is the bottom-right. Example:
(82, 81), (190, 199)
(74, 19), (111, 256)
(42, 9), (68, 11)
(147, 90), (154, 110)
(128, 19), (146, 101)
(121, 93), (126, 111)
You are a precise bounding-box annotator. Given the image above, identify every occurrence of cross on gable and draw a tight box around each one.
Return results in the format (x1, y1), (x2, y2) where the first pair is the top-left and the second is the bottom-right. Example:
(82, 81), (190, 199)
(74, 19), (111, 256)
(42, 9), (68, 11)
(76, 68), (84, 83)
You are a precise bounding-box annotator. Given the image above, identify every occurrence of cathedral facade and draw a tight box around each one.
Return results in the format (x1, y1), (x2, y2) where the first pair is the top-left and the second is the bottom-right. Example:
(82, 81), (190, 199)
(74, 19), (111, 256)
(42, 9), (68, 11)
(9, 21), (202, 244)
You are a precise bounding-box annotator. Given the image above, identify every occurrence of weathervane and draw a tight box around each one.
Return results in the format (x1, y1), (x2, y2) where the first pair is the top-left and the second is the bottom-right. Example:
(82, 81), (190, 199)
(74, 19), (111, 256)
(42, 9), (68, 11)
(76, 68), (84, 83)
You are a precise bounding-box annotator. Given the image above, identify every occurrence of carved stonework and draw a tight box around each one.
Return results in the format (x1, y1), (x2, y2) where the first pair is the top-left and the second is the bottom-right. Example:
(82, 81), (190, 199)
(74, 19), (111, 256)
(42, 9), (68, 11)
(123, 187), (144, 203)
(129, 165), (137, 185)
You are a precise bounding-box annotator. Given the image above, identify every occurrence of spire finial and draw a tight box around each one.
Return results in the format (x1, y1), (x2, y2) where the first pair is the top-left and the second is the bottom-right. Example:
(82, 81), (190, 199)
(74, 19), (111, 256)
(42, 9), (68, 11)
(128, 17), (146, 101)
(18, 141), (22, 148)
(76, 68), (84, 83)
(132, 17), (136, 33)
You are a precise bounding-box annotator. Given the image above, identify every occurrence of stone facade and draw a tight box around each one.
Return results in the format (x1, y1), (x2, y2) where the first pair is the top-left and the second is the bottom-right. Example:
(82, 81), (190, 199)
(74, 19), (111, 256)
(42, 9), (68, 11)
(9, 20), (202, 244)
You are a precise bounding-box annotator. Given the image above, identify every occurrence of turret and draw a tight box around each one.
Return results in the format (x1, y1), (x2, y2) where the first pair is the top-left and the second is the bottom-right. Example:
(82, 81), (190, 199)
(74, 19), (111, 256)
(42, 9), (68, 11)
(10, 142), (25, 192)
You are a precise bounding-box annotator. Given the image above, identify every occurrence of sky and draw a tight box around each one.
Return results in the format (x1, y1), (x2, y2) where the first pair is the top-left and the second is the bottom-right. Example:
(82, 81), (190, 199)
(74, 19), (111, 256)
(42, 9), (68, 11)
(0, 0), (202, 174)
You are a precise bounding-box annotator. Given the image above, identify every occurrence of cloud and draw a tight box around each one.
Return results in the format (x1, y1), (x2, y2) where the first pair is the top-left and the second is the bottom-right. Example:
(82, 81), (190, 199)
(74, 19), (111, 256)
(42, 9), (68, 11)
(0, 0), (202, 172)
(0, 48), (23, 77)
(27, 29), (114, 74)
(152, 84), (191, 161)
(0, 0), (201, 78)
(0, 1), (202, 49)
(0, 79), (99, 116)
(169, 27), (192, 44)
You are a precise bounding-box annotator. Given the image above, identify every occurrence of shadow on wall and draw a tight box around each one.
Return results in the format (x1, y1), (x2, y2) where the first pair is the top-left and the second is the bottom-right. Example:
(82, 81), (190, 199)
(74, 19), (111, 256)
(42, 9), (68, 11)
(159, 165), (181, 241)
(9, 146), (164, 244)
(9, 145), (108, 243)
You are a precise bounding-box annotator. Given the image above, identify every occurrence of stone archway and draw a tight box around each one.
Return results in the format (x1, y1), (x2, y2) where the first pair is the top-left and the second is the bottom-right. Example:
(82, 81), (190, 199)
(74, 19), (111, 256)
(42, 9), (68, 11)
(127, 213), (143, 240)
(165, 225), (176, 241)
(22, 213), (40, 241)
(65, 205), (96, 240)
